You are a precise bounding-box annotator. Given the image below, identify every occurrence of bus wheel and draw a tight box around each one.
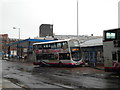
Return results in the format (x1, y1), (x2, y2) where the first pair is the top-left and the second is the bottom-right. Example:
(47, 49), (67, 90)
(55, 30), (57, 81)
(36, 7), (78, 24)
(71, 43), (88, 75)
(59, 62), (63, 67)
(39, 62), (43, 67)
(104, 68), (108, 72)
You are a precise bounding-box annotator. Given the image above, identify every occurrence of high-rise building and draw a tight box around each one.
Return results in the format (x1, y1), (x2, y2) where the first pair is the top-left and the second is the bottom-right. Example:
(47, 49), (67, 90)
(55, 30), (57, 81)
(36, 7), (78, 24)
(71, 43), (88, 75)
(39, 24), (53, 37)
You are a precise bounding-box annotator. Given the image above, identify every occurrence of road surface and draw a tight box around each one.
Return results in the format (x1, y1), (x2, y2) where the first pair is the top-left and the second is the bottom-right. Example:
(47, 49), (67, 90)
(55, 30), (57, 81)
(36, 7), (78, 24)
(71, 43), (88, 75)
(2, 59), (120, 89)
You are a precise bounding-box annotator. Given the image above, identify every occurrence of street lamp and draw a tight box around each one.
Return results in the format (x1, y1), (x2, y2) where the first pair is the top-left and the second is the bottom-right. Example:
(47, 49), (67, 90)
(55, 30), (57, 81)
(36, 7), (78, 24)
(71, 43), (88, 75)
(13, 27), (20, 40)
(13, 27), (21, 59)
(77, 0), (79, 38)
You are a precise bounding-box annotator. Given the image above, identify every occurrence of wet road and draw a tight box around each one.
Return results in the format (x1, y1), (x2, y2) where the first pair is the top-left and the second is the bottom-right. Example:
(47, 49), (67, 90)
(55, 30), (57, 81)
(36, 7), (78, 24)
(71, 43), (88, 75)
(2, 59), (120, 89)
(0, 59), (2, 89)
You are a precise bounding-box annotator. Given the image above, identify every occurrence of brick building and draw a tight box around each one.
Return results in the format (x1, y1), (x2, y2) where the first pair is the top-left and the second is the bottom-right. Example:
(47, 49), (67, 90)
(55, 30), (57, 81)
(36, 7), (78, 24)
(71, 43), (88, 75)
(0, 34), (8, 56)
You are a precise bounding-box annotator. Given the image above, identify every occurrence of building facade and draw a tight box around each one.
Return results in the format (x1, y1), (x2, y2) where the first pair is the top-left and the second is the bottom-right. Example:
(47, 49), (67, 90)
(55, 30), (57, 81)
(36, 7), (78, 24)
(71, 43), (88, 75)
(39, 24), (53, 37)
(0, 34), (8, 57)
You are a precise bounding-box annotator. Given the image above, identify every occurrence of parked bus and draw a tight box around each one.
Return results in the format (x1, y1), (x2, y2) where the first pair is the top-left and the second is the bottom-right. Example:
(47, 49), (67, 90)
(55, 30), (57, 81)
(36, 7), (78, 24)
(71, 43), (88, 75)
(103, 28), (120, 72)
(33, 39), (83, 67)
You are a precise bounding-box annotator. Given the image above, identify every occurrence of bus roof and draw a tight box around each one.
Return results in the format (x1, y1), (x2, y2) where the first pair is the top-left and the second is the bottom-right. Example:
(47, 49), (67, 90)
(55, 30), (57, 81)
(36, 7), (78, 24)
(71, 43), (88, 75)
(33, 39), (76, 45)
(104, 28), (120, 32)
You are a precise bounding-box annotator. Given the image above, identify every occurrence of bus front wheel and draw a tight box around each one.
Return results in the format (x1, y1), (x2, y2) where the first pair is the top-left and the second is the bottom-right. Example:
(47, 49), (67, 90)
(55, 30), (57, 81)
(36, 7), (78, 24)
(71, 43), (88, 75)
(59, 62), (63, 67)
(39, 62), (44, 67)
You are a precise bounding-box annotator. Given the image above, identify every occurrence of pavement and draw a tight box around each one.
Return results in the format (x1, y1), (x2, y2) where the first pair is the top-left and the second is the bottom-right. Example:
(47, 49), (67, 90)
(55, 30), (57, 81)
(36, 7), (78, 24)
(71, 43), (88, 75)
(0, 58), (22, 89)
(84, 63), (104, 70)
(94, 63), (104, 70)
(1, 78), (21, 88)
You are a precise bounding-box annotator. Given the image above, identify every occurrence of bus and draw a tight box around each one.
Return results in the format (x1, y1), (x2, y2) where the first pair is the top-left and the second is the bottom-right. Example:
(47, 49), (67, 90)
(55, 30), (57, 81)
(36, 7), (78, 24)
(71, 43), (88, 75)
(33, 39), (83, 67)
(103, 28), (120, 72)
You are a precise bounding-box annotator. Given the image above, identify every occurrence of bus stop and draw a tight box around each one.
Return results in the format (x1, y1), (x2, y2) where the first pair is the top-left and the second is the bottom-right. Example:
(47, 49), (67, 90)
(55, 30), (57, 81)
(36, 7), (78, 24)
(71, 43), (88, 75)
(5, 38), (55, 61)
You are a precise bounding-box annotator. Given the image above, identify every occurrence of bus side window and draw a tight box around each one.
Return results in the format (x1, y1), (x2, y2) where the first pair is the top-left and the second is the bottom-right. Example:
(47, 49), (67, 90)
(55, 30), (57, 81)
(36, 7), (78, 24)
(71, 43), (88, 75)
(117, 32), (120, 39)
(62, 42), (68, 49)
(42, 44), (50, 49)
(38, 45), (43, 49)
(43, 44), (46, 49)
(57, 42), (62, 48)
(59, 53), (70, 60)
(36, 54), (42, 60)
(118, 51), (120, 62)
(51, 43), (57, 49)
(33, 45), (36, 50)
(112, 52), (117, 61)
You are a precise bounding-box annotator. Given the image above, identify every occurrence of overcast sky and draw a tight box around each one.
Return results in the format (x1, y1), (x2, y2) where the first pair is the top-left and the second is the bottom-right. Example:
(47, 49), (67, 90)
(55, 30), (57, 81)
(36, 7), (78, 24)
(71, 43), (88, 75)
(0, 0), (119, 39)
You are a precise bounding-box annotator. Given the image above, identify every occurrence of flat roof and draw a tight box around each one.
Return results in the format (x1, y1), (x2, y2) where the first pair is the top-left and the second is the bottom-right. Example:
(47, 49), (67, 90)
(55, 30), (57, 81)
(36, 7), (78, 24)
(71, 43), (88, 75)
(80, 38), (103, 47)
(104, 28), (120, 32)
(7, 38), (55, 46)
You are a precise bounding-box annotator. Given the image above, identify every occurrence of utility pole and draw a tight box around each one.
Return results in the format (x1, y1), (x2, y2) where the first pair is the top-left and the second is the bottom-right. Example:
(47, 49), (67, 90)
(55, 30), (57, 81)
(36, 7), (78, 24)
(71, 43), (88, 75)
(77, 0), (79, 37)
(13, 27), (21, 59)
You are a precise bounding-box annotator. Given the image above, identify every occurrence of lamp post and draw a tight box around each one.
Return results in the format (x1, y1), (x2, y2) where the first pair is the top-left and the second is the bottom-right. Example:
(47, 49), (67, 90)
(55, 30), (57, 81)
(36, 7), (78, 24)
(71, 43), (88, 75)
(13, 27), (20, 40)
(13, 27), (20, 59)
(77, 0), (79, 38)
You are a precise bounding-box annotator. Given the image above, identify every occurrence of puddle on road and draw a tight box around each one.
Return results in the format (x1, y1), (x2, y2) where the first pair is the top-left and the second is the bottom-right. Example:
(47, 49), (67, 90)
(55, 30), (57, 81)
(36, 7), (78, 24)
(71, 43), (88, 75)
(17, 67), (32, 73)
(105, 73), (120, 79)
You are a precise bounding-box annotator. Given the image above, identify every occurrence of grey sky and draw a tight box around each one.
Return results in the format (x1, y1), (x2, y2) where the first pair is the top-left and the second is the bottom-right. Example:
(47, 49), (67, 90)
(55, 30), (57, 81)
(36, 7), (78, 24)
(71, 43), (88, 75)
(0, 0), (119, 39)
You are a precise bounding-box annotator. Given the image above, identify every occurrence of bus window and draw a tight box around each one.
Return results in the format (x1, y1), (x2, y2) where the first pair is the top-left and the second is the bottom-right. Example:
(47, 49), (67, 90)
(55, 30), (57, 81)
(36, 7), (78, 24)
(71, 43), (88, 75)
(105, 32), (116, 40)
(57, 42), (62, 48)
(62, 41), (68, 46)
(42, 44), (52, 49)
(62, 42), (68, 50)
(69, 40), (79, 47)
(71, 48), (81, 61)
(112, 52), (117, 61)
(43, 44), (49, 49)
(118, 51), (120, 62)
(106, 32), (116, 39)
(38, 44), (43, 49)
(36, 54), (42, 60)
(117, 32), (120, 39)
(51, 43), (57, 49)
(59, 53), (70, 60)
(46, 54), (55, 60)
(33, 45), (37, 50)
(36, 54), (55, 60)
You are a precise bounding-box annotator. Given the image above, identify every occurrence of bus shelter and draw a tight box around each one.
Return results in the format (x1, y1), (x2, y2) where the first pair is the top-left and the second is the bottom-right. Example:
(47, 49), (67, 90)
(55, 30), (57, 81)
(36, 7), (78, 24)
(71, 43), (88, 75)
(6, 38), (55, 61)
(80, 38), (103, 67)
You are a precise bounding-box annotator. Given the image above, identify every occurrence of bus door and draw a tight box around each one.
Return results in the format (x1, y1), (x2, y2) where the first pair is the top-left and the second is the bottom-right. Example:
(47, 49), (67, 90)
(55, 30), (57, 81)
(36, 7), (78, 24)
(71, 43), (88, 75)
(45, 53), (59, 64)
(59, 53), (71, 63)
(112, 51), (120, 61)
(117, 51), (120, 63)
(111, 51), (120, 68)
